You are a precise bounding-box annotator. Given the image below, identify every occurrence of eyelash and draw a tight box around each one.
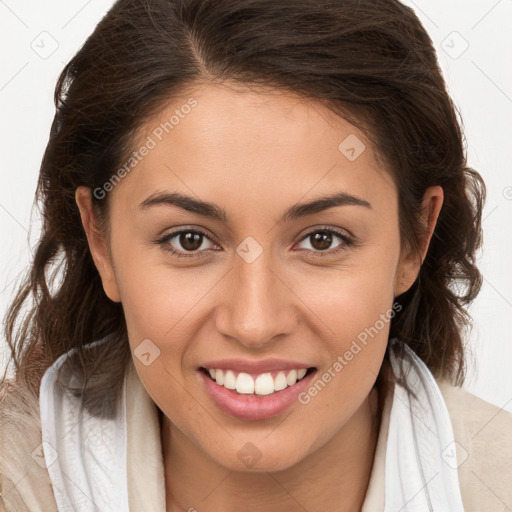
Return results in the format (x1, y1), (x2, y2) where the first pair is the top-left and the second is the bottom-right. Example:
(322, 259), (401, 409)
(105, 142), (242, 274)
(153, 226), (355, 259)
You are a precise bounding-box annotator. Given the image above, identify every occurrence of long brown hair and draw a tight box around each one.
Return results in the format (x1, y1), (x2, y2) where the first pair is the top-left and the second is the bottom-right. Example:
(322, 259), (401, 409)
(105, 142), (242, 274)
(2, 0), (485, 419)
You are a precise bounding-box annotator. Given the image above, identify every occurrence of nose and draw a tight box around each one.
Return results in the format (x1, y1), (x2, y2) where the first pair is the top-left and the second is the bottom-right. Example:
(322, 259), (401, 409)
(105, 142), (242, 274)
(214, 250), (298, 350)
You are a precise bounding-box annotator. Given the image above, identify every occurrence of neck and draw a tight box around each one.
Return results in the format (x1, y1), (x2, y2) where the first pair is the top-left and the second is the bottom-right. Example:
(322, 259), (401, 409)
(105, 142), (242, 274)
(161, 386), (381, 512)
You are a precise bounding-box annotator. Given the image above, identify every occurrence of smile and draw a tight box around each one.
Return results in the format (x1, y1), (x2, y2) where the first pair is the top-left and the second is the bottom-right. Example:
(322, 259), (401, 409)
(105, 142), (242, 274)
(197, 361), (317, 421)
(202, 367), (312, 396)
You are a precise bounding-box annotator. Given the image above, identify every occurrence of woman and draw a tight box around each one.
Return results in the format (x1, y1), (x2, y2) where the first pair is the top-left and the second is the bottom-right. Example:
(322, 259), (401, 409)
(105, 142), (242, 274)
(1, 0), (511, 510)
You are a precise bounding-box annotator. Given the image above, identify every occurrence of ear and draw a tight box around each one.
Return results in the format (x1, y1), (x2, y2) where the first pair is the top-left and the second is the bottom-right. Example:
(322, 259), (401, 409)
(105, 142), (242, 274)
(394, 185), (444, 297)
(75, 186), (121, 303)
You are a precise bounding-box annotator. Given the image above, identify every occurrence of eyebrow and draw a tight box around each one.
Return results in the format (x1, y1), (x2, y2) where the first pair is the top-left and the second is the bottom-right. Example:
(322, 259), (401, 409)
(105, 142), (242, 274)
(139, 190), (372, 223)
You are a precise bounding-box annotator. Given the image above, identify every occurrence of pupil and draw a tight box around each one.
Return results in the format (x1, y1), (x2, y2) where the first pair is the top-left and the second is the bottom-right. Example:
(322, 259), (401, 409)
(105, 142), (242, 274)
(312, 232), (332, 251)
(181, 232), (202, 251)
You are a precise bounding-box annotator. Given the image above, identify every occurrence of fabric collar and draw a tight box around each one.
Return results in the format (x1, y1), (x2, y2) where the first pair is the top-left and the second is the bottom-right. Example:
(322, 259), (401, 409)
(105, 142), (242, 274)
(39, 338), (465, 511)
(383, 339), (465, 511)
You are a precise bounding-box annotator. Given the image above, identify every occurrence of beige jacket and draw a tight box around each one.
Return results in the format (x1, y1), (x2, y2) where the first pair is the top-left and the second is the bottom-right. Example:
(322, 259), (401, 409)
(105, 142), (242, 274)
(1, 360), (511, 511)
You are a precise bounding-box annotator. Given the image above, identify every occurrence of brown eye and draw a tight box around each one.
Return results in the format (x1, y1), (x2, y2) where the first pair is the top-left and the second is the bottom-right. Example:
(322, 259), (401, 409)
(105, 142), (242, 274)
(156, 228), (217, 258)
(179, 231), (204, 251)
(309, 231), (334, 251)
(296, 227), (354, 257)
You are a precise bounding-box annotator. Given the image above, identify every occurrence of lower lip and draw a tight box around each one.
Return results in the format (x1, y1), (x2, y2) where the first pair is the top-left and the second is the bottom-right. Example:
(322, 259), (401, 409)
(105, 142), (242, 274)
(198, 369), (316, 421)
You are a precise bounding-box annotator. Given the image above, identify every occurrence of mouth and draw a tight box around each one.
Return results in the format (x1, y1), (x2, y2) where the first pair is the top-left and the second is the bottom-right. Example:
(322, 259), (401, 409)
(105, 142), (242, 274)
(197, 365), (318, 421)
(199, 366), (316, 396)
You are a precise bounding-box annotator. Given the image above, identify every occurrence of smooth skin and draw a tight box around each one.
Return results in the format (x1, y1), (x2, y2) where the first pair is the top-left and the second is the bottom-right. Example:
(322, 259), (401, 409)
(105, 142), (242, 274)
(76, 81), (443, 512)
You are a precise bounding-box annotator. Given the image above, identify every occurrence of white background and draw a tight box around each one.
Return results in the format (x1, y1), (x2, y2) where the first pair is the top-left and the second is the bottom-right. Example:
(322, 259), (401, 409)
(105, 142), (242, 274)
(1, 1), (511, 411)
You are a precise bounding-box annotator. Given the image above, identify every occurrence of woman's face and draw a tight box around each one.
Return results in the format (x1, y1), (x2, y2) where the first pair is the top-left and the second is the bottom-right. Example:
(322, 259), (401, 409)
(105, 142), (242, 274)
(77, 82), (441, 472)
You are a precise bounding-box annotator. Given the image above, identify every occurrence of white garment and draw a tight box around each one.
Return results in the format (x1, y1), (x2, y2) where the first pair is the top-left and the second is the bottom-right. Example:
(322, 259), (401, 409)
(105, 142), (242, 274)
(385, 341), (465, 512)
(39, 337), (465, 511)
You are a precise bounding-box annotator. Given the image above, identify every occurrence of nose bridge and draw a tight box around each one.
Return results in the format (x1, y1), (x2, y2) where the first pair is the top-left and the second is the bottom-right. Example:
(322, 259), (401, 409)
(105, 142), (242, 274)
(216, 245), (295, 347)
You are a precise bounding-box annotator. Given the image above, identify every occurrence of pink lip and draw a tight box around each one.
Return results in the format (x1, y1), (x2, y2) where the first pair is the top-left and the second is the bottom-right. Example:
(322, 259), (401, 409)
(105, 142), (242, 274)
(198, 368), (317, 421)
(199, 357), (313, 374)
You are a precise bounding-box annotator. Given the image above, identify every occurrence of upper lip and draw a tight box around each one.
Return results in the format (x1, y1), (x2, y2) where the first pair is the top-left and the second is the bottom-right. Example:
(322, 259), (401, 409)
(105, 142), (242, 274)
(199, 358), (315, 374)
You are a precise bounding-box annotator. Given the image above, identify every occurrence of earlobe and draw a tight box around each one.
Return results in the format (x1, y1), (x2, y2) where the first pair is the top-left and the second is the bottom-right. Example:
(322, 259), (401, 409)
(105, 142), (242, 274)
(75, 186), (121, 303)
(394, 185), (444, 297)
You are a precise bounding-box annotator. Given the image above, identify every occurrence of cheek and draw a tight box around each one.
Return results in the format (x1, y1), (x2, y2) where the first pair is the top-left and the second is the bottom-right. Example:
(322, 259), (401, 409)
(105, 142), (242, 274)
(293, 244), (398, 343)
(291, 259), (397, 439)
(117, 265), (205, 355)
(112, 240), (229, 390)
(109, 221), (202, 339)
(291, 239), (398, 403)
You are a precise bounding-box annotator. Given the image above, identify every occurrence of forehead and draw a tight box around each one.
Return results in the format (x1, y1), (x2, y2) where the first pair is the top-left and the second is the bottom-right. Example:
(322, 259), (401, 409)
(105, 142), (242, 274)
(112, 82), (396, 219)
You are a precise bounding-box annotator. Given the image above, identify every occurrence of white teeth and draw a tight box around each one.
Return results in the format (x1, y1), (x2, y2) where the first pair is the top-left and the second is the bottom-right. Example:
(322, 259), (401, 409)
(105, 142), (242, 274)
(286, 369), (298, 386)
(274, 371), (288, 391)
(236, 372), (254, 394)
(207, 367), (310, 395)
(254, 373), (274, 395)
(224, 370), (236, 390)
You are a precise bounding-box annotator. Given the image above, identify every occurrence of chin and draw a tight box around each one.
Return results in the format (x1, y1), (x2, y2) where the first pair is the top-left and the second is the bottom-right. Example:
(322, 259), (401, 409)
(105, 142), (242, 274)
(207, 436), (310, 473)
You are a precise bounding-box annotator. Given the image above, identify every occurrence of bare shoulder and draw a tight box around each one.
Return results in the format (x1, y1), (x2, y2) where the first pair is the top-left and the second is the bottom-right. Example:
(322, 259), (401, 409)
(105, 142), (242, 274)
(436, 378), (512, 512)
